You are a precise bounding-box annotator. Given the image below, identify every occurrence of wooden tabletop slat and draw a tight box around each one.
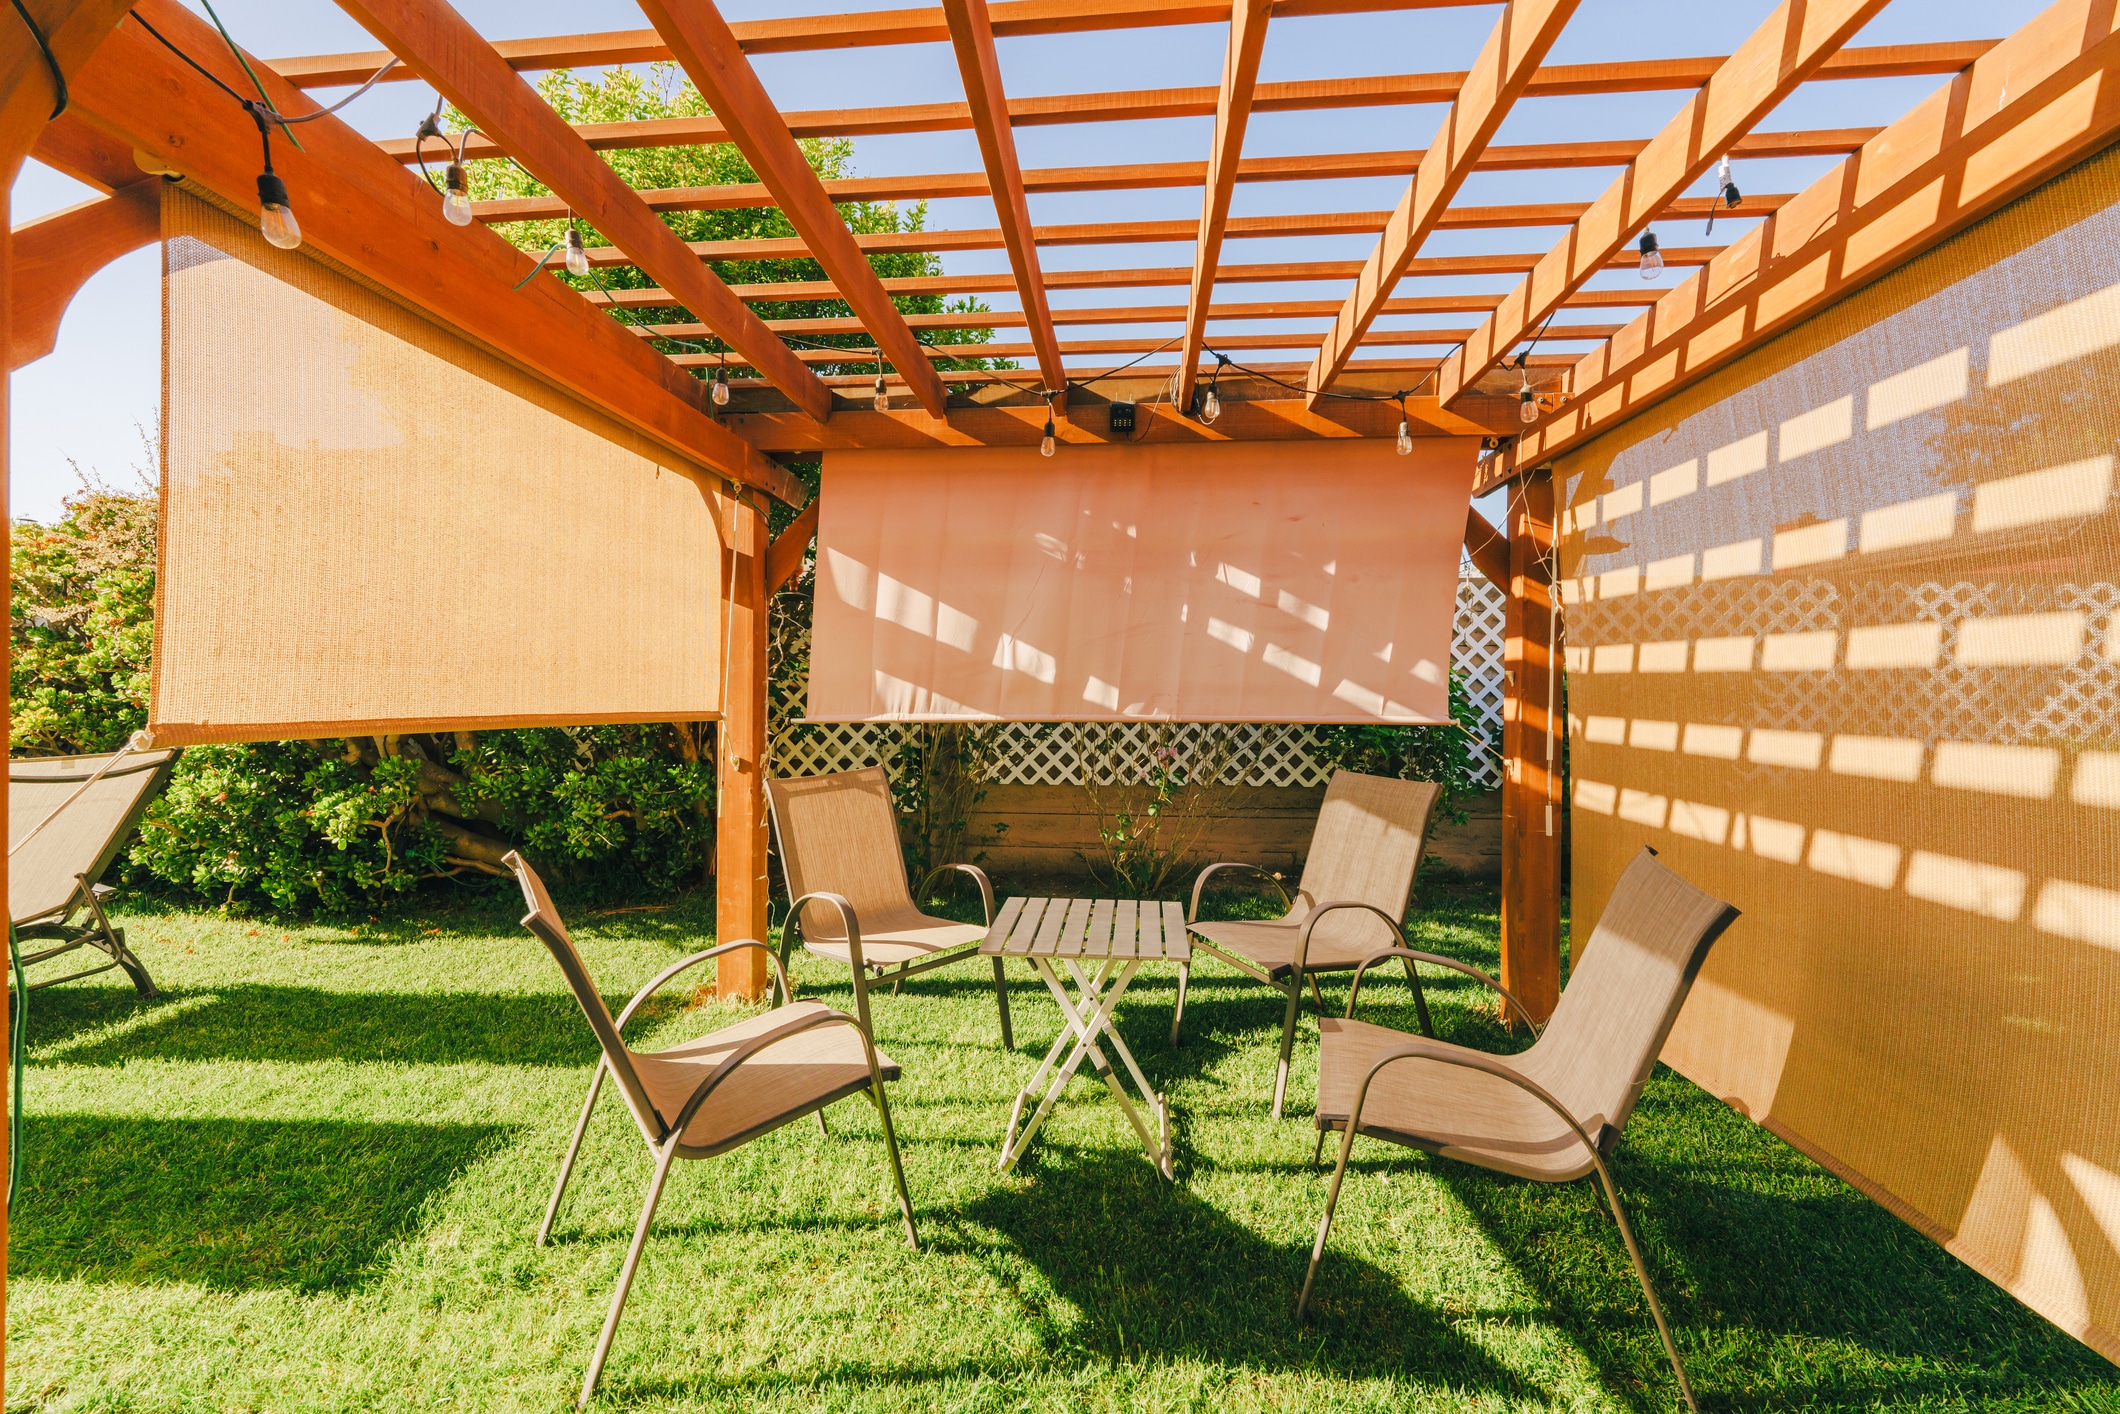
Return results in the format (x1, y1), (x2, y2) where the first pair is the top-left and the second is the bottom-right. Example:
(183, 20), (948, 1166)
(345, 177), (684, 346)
(1006, 896), (1049, 955)
(1029, 896), (1071, 955)
(1056, 897), (1093, 956)
(1087, 897), (1115, 957)
(1137, 903), (1162, 959)
(1164, 901), (1192, 961)
(1112, 898), (1138, 959)
(987, 896), (1192, 959)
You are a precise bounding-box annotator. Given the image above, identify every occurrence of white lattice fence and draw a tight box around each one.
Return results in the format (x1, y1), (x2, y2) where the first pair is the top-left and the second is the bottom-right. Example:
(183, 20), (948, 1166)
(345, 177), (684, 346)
(771, 569), (1508, 790)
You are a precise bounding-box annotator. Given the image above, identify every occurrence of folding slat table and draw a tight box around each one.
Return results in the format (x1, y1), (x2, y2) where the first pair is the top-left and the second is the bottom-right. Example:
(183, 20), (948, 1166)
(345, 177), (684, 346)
(982, 895), (1189, 1180)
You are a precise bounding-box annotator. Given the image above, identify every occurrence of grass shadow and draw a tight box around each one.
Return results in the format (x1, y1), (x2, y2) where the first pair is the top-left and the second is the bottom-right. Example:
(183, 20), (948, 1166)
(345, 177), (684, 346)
(954, 1147), (1549, 1398)
(35, 985), (600, 1067)
(13, 1113), (510, 1291)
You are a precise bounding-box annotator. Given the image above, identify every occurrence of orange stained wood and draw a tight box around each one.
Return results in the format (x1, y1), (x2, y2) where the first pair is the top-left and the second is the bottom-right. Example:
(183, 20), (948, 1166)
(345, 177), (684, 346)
(1463, 504), (1508, 589)
(73, 0), (801, 503)
(330, 0), (832, 425)
(1487, 0), (2120, 490)
(942, 0), (1067, 403)
(467, 129), (1877, 223)
(1438, 0), (1898, 407)
(765, 496), (821, 595)
(7, 179), (158, 369)
(660, 325), (1623, 368)
(368, 46), (1989, 163)
(716, 491), (773, 1000)
(1306, 0), (1583, 406)
(28, 110), (141, 191)
(1499, 470), (1560, 1025)
(639, 0), (950, 418)
(579, 246), (1725, 309)
(1175, 0), (1272, 412)
(274, 1), (1477, 84)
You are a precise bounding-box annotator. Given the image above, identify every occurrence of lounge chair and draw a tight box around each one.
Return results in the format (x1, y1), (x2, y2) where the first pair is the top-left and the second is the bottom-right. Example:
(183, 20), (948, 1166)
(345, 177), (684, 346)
(1181, 770), (1442, 1117)
(9, 748), (179, 996)
(1297, 846), (1739, 1413)
(508, 853), (917, 1409)
(766, 766), (1013, 1046)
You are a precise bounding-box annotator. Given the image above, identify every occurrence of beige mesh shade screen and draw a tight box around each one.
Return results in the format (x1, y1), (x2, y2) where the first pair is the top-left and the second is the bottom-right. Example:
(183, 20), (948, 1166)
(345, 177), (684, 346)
(807, 439), (1476, 722)
(154, 189), (725, 744)
(1555, 145), (2120, 1360)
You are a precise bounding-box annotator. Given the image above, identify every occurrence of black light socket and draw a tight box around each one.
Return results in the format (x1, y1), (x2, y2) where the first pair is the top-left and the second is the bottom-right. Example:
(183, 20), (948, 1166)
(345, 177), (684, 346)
(256, 171), (290, 209)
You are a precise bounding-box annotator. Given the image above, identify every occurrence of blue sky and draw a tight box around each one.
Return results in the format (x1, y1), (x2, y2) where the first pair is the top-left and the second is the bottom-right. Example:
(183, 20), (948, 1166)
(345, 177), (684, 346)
(10, 0), (2055, 523)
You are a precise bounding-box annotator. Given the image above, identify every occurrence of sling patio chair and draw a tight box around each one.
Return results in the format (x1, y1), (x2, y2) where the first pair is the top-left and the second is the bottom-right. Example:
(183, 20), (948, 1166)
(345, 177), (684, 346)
(1180, 769), (1442, 1117)
(1296, 846), (1740, 1413)
(766, 766), (1013, 1046)
(507, 852), (917, 1409)
(9, 747), (180, 997)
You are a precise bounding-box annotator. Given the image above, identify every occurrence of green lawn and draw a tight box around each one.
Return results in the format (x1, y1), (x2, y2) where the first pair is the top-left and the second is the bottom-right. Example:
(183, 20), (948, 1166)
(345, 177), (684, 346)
(6, 881), (2113, 1412)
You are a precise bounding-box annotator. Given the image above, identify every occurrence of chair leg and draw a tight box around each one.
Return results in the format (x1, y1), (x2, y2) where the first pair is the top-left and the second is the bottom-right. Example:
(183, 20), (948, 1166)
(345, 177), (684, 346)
(1296, 1119), (1360, 1320)
(1271, 980), (1301, 1121)
(815, 1108), (829, 1138)
(992, 955), (1014, 1050)
(867, 1081), (920, 1250)
(540, 1062), (608, 1247)
(577, 1137), (680, 1409)
(1307, 971), (1327, 1012)
(1398, 954), (1435, 1038)
(1311, 1124), (1327, 1168)
(774, 934), (799, 1007)
(106, 928), (159, 998)
(1168, 961), (1190, 1048)
(1596, 1166), (1700, 1414)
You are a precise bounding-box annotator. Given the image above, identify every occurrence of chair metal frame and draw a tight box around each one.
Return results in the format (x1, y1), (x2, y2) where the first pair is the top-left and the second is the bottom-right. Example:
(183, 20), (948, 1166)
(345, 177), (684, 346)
(12, 875), (157, 996)
(513, 860), (916, 1409)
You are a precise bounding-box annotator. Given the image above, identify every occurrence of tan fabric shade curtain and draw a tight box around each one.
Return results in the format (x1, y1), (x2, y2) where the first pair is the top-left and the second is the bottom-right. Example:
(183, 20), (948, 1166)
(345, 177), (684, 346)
(806, 439), (1476, 723)
(1555, 145), (2120, 1361)
(152, 188), (726, 745)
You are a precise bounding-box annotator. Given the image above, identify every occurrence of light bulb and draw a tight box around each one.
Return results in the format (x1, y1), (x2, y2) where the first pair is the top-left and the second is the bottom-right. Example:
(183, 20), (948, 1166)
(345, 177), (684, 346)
(712, 369), (731, 406)
(256, 172), (300, 251)
(564, 227), (590, 278)
(442, 162), (474, 227)
(1201, 386), (1220, 424)
(1040, 418), (1056, 457)
(873, 375), (890, 413)
(1637, 230), (1664, 280)
(1519, 388), (1540, 425)
(1395, 418), (1412, 456)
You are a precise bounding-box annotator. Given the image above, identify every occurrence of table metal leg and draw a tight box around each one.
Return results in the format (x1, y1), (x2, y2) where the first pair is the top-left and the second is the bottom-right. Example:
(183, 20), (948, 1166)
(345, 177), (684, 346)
(999, 955), (1172, 1179)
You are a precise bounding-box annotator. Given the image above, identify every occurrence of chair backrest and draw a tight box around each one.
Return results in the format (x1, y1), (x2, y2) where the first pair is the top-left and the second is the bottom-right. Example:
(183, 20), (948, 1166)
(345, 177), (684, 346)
(765, 767), (921, 938)
(9, 749), (179, 924)
(1517, 847), (1740, 1145)
(507, 852), (666, 1142)
(1290, 771), (1443, 922)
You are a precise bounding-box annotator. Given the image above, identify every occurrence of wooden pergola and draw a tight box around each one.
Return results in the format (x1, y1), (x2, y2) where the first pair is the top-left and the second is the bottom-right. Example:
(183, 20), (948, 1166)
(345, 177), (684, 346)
(6, 0), (2118, 1023)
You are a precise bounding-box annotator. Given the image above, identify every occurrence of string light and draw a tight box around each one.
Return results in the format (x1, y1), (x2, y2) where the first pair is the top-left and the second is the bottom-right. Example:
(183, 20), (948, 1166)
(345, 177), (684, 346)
(249, 106), (300, 250)
(1518, 369), (1538, 426)
(441, 162), (473, 226)
(1637, 230), (1664, 280)
(712, 353), (731, 407)
(1395, 394), (1413, 456)
(1705, 153), (1741, 237)
(563, 221), (590, 278)
(1040, 392), (1058, 456)
(1196, 353), (1228, 424)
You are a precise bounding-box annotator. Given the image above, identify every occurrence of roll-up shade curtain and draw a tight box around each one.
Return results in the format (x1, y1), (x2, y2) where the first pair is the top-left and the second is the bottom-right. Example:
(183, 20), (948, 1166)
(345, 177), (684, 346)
(807, 438), (1476, 723)
(1557, 144), (2120, 1362)
(152, 188), (725, 745)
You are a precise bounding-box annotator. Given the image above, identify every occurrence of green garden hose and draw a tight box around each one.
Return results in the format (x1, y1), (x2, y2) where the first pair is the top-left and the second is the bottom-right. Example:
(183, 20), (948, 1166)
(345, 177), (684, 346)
(8, 921), (21, 1213)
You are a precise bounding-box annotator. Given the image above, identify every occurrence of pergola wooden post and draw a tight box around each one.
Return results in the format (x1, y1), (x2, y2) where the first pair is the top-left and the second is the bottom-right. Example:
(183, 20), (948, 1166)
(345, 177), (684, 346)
(715, 493), (774, 999)
(1500, 468), (1562, 1025)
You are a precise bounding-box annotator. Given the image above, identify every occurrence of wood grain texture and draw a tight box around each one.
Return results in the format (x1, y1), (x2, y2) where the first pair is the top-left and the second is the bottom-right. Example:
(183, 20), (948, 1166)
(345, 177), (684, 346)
(7, 179), (157, 369)
(1499, 472), (1559, 1026)
(1175, 0), (1272, 411)
(715, 495), (772, 998)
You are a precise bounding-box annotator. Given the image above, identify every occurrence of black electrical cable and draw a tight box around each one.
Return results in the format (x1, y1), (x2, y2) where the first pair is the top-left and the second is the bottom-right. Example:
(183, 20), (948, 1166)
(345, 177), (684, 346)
(1200, 347), (1410, 405)
(8, 0), (64, 119)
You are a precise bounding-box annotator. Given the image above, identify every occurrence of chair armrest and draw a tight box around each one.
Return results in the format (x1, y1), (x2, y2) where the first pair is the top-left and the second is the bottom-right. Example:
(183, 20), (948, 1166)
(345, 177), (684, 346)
(615, 940), (794, 1035)
(787, 891), (881, 1039)
(662, 1005), (884, 1142)
(1188, 861), (1292, 923)
(1346, 947), (1543, 1039)
(1293, 900), (1404, 977)
(1341, 1037), (1604, 1179)
(917, 862), (994, 926)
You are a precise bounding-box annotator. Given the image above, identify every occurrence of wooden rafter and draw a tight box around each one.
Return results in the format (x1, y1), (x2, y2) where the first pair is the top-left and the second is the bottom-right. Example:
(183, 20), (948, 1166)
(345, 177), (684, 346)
(1175, 0), (1271, 413)
(1486, 2), (2120, 492)
(467, 129), (1877, 223)
(28, 110), (141, 191)
(272, 0), (1473, 85)
(7, 180), (158, 369)
(579, 245), (1727, 310)
(941, 0), (1067, 403)
(1438, 0), (1894, 407)
(1306, 0), (1582, 405)
(72, 0), (801, 503)
(369, 47), (1991, 163)
(638, 0), (950, 419)
(332, 0), (834, 424)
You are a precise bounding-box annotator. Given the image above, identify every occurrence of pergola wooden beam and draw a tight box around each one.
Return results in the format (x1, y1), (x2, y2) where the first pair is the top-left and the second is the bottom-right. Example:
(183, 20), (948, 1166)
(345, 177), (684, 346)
(331, 0), (834, 424)
(639, 0), (950, 419)
(1437, 0), (1895, 407)
(468, 129), (1878, 223)
(6, 179), (158, 368)
(662, 325), (1624, 368)
(27, 110), (141, 191)
(942, 0), (1068, 402)
(1486, 0), (2120, 492)
(1175, 0), (1271, 413)
(369, 47), (1990, 163)
(73, 0), (801, 503)
(1306, 0), (1582, 405)
(272, 0), (1474, 85)
(580, 245), (1727, 309)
